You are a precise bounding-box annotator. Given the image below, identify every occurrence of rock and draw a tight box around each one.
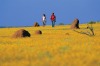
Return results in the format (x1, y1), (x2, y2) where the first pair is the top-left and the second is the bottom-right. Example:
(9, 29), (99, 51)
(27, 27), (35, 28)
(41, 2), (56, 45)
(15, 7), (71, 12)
(35, 30), (42, 34)
(12, 29), (31, 38)
(71, 18), (80, 29)
(33, 22), (40, 27)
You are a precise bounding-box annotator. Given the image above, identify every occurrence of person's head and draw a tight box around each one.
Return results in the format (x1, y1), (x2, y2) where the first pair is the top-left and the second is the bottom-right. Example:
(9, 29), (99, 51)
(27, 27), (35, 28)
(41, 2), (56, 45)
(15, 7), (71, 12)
(43, 14), (45, 16)
(52, 13), (54, 15)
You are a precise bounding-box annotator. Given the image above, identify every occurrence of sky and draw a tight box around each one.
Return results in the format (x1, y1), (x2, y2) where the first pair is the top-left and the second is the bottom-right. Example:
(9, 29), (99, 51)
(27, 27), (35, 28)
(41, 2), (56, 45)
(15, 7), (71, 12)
(0, 0), (100, 26)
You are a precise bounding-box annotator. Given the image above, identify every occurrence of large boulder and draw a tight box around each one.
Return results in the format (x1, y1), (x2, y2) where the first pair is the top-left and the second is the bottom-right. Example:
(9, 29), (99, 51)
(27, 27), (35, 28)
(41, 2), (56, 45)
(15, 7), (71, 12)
(35, 30), (42, 34)
(33, 22), (40, 27)
(71, 19), (80, 29)
(12, 29), (31, 38)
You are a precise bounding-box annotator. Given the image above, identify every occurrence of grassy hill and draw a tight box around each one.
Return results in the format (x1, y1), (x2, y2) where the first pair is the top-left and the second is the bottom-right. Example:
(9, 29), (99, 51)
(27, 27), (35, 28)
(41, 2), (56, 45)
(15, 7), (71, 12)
(0, 24), (100, 66)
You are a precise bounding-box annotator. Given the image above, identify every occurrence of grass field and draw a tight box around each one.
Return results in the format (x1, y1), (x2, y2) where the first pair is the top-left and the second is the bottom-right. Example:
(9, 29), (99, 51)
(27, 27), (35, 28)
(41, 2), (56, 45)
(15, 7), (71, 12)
(0, 24), (100, 66)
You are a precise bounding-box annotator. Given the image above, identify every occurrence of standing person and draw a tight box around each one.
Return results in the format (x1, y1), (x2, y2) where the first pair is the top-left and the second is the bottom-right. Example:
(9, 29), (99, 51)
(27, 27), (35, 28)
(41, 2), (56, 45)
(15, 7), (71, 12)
(50, 13), (56, 27)
(42, 14), (46, 27)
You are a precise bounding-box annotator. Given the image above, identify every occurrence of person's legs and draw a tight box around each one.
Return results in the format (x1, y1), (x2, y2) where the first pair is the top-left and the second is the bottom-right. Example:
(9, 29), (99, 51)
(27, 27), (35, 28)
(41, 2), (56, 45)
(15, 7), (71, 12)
(52, 21), (55, 27)
(44, 22), (46, 26)
(52, 21), (53, 27)
(44, 20), (46, 26)
(53, 21), (55, 27)
(43, 22), (45, 27)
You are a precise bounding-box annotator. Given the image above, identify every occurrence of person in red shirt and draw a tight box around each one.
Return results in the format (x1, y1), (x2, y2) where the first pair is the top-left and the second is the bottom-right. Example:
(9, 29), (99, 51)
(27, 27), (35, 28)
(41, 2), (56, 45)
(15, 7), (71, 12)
(50, 13), (56, 27)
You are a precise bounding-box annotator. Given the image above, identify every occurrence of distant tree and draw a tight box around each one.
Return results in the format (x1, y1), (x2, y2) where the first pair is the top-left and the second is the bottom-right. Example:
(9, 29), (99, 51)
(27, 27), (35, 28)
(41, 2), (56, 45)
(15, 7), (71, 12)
(96, 21), (100, 23)
(59, 23), (65, 25)
(88, 21), (96, 24)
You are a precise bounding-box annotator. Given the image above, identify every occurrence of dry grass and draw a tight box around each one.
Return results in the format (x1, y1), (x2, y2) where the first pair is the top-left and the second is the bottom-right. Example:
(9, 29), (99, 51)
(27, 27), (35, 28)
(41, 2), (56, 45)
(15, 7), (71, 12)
(0, 24), (100, 66)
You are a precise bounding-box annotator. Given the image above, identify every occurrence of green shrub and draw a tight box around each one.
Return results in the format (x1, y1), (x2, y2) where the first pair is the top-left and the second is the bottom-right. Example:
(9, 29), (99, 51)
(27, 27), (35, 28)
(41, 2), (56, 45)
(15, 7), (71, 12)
(59, 23), (65, 25)
(88, 21), (96, 24)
